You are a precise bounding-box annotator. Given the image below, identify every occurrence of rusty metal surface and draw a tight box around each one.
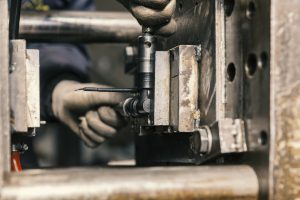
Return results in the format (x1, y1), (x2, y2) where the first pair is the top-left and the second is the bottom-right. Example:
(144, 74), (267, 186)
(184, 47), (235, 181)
(19, 11), (141, 43)
(159, 0), (270, 198)
(218, 119), (247, 153)
(163, 0), (216, 126)
(25, 50), (40, 128)
(154, 51), (170, 126)
(270, 0), (300, 199)
(220, 1), (270, 198)
(1, 166), (258, 200)
(170, 46), (199, 132)
(10, 40), (28, 133)
(0, 0), (10, 186)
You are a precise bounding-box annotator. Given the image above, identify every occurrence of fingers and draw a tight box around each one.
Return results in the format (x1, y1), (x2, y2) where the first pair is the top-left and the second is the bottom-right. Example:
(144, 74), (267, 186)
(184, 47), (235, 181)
(81, 84), (127, 107)
(79, 109), (119, 149)
(131, 0), (176, 27)
(78, 107), (125, 148)
(86, 111), (117, 138)
(135, 0), (171, 9)
(98, 106), (125, 128)
(117, 0), (177, 36)
(153, 18), (177, 36)
(79, 128), (98, 148)
(69, 84), (127, 109)
(79, 117), (105, 144)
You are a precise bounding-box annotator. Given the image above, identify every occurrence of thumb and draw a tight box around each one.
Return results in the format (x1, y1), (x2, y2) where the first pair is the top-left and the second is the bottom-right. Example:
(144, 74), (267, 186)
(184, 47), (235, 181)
(84, 91), (127, 107)
(63, 82), (128, 109)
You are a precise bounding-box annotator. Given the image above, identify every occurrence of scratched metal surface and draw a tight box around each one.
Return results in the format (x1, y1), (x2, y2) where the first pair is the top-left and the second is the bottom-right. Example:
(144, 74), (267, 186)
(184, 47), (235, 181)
(221, 0), (270, 199)
(159, 0), (270, 199)
(162, 0), (216, 125)
(0, 0), (10, 187)
(1, 166), (258, 200)
(270, 0), (300, 199)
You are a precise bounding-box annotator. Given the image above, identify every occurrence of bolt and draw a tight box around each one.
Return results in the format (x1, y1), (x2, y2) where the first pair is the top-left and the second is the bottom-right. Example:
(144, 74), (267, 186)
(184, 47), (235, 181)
(190, 126), (212, 154)
(194, 45), (202, 62)
(12, 143), (29, 153)
(10, 62), (16, 73)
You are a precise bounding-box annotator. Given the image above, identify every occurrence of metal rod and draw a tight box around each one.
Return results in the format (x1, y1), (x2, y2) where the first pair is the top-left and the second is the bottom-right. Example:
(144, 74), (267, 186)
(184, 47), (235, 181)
(76, 87), (138, 93)
(19, 11), (142, 43)
(9, 0), (22, 39)
(1, 166), (259, 200)
(0, 0), (11, 185)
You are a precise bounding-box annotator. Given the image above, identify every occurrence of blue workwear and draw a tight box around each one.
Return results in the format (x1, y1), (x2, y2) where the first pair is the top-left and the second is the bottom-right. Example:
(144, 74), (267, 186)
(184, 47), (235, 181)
(22, 0), (95, 121)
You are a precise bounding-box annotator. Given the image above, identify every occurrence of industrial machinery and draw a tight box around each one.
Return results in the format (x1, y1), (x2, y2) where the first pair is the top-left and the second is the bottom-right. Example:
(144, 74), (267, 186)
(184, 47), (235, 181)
(89, 0), (268, 170)
(0, 0), (299, 199)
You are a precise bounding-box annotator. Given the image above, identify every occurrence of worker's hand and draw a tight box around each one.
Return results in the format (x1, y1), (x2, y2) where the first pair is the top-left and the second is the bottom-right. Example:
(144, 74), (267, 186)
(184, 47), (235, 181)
(117, 0), (177, 36)
(52, 80), (126, 148)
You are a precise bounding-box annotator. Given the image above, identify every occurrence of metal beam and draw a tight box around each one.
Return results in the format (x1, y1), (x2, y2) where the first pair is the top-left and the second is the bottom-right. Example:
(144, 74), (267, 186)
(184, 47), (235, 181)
(2, 166), (258, 200)
(19, 11), (141, 43)
(0, 0), (11, 186)
(270, 0), (300, 199)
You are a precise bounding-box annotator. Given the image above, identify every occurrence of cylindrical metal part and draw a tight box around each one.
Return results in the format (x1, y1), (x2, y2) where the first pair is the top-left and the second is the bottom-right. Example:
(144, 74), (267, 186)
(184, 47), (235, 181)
(137, 33), (156, 89)
(77, 87), (138, 93)
(121, 96), (150, 117)
(1, 166), (259, 200)
(122, 97), (140, 117)
(19, 11), (141, 43)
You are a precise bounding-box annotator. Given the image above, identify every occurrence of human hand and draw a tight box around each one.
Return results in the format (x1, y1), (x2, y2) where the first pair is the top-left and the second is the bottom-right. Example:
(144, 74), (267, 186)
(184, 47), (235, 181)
(52, 80), (126, 148)
(118, 0), (177, 36)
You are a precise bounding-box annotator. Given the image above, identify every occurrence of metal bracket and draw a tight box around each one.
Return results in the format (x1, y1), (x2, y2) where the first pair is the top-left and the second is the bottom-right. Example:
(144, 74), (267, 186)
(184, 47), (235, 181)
(9, 39), (41, 133)
(218, 118), (248, 153)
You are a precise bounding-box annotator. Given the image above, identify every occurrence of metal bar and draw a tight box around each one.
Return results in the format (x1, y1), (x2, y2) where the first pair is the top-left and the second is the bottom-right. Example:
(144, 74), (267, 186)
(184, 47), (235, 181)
(10, 40), (28, 133)
(270, 0), (300, 199)
(19, 11), (141, 43)
(1, 166), (258, 200)
(154, 51), (170, 126)
(9, 0), (22, 39)
(76, 87), (138, 93)
(0, 0), (10, 187)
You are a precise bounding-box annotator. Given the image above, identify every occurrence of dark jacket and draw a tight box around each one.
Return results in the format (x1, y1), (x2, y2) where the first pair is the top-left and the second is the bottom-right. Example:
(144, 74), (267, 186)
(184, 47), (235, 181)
(23, 0), (95, 121)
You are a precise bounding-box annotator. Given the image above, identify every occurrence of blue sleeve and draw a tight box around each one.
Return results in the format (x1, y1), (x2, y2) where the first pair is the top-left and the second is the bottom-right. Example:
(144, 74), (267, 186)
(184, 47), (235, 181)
(22, 0), (95, 11)
(28, 43), (92, 121)
(23, 0), (95, 121)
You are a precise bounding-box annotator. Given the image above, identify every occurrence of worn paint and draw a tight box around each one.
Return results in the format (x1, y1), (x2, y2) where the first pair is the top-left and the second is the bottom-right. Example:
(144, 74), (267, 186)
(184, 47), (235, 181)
(270, 1), (300, 199)
(272, 82), (300, 199)
(1, 166), (258, 200)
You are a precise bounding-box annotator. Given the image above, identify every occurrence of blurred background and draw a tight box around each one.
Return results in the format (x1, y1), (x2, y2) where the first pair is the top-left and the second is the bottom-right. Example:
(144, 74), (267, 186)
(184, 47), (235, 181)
(22, 0), (136, 169)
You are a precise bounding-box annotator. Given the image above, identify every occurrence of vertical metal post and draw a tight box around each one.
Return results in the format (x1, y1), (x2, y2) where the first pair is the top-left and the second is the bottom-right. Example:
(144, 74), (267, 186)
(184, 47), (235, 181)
(270, 0), (300, 199)
(0, 0), (11, 186)
(9, 0), (22, 40)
